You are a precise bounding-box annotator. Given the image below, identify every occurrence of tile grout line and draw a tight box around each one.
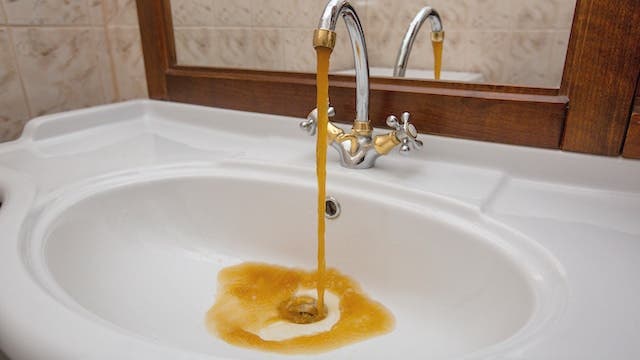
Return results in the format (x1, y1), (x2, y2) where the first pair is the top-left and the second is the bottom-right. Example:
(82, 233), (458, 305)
(5, 26), (34, 121)
(101, 0), (121, 102)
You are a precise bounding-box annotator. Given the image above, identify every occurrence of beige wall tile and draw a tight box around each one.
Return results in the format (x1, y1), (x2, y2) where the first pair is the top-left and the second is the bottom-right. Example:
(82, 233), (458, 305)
(512, 0), (575, 30)
(2, 0), (90, 25)
(0, 2), (6, 24)
(12, 28), (106, 116)
(0, 29), (30, 141)
(174, 27), (219, 66)
(547, 30), (571, 87)
(108, 27), (147, 100)
(467, 0), (512, 30)
(104, 0), (139, 26)
(216, 28), (255, 68)
(175, 27), (255, 69)
(253, 0), (323, 28)
(93, 29), (118, 102)
(283, 28), (315, 72)
(172, 0), (214, 26)
(253, 28), (285, 71)
(507, 31), (555, 87)
(464, 31), (511, 83)
(213, 0), (252, 27)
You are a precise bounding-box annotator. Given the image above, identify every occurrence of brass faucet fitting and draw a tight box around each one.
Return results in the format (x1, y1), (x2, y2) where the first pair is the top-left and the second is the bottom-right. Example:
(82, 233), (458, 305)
(313, 29), (337, 49)
(352, 121), (372, 136)
(431, 30), (445, 43)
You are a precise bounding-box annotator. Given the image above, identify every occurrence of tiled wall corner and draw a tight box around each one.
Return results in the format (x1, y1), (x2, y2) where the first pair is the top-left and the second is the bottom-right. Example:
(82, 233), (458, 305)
(0, 0), (148, 143)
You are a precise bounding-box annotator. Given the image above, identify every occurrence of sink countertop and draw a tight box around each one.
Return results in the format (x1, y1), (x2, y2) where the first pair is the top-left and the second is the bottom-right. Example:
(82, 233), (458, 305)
(0, 100), (639, 359)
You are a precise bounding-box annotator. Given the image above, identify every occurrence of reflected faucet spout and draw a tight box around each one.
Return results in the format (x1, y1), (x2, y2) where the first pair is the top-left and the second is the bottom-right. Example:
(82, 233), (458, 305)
(393, 6), (445, 77)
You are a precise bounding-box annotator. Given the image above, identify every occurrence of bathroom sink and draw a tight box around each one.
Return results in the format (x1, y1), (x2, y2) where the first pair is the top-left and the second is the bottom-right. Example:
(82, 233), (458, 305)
(5, 100), (640, 359)
(20, 163), (563, 359)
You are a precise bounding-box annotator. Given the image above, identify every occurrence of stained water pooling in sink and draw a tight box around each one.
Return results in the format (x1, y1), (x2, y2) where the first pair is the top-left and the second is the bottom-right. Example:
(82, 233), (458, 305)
(204, 36), (395, 354)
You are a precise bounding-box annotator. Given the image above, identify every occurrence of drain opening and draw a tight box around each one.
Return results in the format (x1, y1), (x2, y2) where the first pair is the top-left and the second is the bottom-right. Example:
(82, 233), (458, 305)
(325, 196), (341, 219)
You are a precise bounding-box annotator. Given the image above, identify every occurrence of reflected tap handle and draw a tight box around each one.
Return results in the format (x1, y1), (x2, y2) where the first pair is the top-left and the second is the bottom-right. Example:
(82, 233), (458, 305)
(386, 112), (423, 155)
(300, 106), (336, 136)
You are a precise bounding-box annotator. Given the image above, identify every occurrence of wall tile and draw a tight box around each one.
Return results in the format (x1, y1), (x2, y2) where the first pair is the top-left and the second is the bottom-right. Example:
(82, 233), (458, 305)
(0, 2), (6, 24)
(2, 0), (90, 25)
(172, 0), (214, 26)
(175, 27), (256, 69)
(464, 31), (511, 84)
(216, 28), (255, 68)
(467, 0), (512, 30)
(12, 28), (106, 116)
(283, 28), (315, 72)
(547, 30), (571, 87)
(0, 29), (30, 141)
(507, 31), (554, 87)
(253, 28), (284, 71)
(93, 29), (117, 102)
(512, 0), (575, 30)
(108, 27), (147, 100)
(103, 0), (138, 26)
(212, 0), (251, 27)
(174, 27), (218, 67)
(253, 0), (323, 29)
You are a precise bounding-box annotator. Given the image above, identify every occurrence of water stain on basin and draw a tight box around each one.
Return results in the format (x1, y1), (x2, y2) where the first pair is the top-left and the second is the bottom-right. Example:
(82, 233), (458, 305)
(207, 262), (393, 354)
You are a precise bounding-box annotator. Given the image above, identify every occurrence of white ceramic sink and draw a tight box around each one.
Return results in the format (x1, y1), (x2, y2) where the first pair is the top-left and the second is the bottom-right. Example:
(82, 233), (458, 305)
(2, 100), (639, 359)
(25, 165), (562, 359)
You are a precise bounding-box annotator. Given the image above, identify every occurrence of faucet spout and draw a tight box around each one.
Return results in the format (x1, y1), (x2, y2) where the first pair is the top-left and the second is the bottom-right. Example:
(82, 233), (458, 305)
(393, 6), (444, 77)
(303, 1), (423, 169)
(314, 0), (369, 123)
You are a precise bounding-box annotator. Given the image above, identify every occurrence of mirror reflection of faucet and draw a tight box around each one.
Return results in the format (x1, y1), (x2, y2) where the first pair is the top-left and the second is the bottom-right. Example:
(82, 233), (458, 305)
(394, 6), (444, 79)
(300, 0), (423, 169)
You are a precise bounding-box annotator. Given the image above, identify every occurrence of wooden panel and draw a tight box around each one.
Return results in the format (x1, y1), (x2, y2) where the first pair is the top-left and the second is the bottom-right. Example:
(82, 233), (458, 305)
(561, 0), (640, 155)
(622, 106), (640, 159)
(136, 0), (175, 99)
(166, 69), (567, 149)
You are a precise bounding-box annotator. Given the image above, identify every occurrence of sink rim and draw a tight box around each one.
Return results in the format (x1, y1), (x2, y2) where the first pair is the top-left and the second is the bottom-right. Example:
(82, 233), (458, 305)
(16, 162), (569, 359)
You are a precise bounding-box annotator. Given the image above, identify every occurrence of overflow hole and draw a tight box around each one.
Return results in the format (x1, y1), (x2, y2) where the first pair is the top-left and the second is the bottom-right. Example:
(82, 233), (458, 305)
(325, 196), (341, 219)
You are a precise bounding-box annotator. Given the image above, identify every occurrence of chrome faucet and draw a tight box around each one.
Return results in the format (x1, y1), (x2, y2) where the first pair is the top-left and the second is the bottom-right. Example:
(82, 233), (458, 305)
(300, 0), (423, 169)
(393, 6), (444, 78)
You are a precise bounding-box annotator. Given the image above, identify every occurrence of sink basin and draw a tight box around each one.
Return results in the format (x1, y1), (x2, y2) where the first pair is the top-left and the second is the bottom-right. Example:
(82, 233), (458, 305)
(5, 100), (621, 359)
(23, 164), (564, 359)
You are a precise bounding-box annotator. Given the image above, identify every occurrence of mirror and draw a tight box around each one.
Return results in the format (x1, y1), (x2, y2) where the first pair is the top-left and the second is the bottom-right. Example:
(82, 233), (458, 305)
(170, 0), (576, 88)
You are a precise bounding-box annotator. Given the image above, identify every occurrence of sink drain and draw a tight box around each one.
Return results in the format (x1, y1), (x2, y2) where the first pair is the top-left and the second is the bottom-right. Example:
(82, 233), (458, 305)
(325, 196), (341, 219)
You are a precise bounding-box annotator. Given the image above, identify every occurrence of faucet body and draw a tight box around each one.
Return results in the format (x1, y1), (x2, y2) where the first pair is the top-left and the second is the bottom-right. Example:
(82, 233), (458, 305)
(302, 0), (422, 169)
(393, 6), (444, 78)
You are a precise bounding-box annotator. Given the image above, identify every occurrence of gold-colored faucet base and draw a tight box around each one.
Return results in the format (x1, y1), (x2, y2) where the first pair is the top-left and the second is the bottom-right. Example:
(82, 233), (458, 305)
(374, 132), (401, 155)
(313, 29), (337, 50)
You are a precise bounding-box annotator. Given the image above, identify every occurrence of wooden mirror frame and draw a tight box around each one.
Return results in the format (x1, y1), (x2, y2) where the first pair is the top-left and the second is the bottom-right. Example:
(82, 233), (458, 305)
(136, 0), (640, 158)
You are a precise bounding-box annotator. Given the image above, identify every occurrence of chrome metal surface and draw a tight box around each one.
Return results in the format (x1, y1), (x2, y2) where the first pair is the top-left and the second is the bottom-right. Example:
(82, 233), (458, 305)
(301, 107), (336, 136)
(393, 6), (444, 77)
(302, 1), (423, 169)
(325, 196), (341, 219)
(317, 0), (369, 122)
(387, 112), (424, 154)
